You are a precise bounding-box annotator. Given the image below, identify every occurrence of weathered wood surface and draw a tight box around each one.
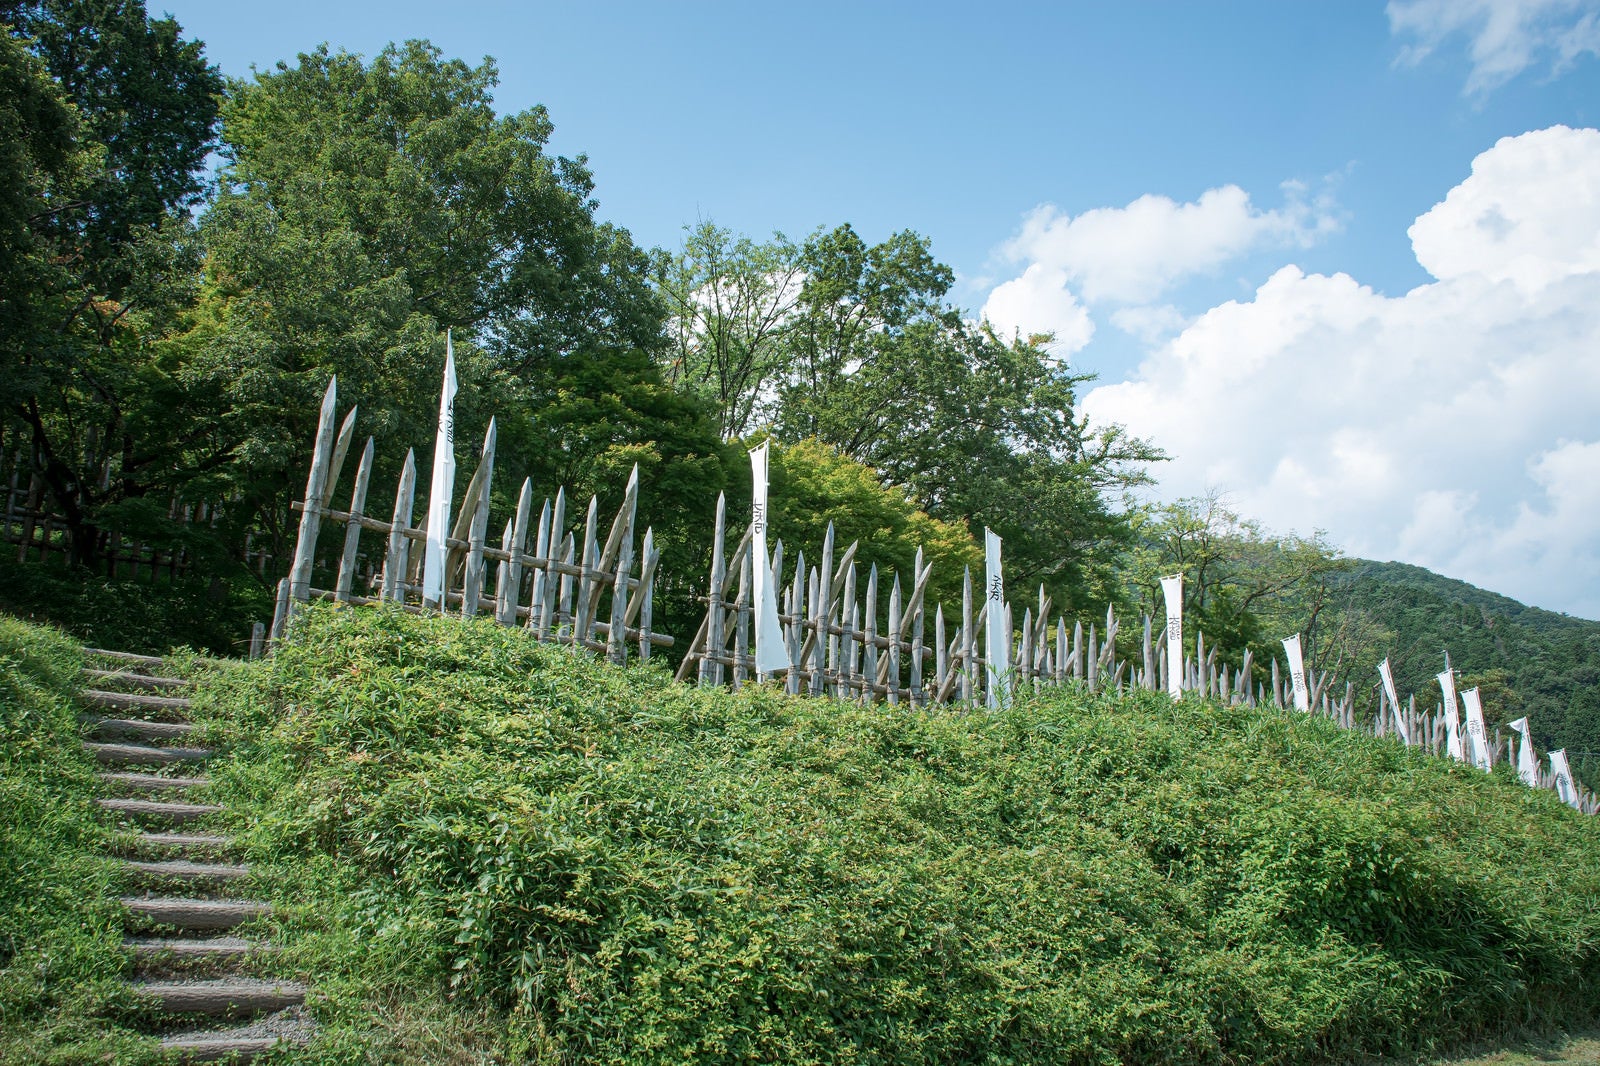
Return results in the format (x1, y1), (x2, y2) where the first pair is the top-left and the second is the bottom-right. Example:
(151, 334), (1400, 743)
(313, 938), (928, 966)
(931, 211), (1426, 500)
(275, 378), (670, 663)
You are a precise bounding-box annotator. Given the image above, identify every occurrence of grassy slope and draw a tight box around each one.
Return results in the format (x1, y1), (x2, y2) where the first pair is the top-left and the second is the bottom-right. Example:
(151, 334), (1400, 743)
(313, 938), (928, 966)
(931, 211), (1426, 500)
(194, 604), (1600, 1065)
(0, 617), (151, 1064)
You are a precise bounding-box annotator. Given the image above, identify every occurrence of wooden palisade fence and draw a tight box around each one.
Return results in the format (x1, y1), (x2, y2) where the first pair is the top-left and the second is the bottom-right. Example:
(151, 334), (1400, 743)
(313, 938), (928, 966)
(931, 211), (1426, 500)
(269, 377), (1597, 816)
(675, 491), (1600, 814)
(271, 378), (669, 664)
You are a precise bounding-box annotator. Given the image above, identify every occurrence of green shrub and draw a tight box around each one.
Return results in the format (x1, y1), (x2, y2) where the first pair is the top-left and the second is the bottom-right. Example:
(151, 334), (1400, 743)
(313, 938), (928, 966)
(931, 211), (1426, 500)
(204, 604), (1600, 1064)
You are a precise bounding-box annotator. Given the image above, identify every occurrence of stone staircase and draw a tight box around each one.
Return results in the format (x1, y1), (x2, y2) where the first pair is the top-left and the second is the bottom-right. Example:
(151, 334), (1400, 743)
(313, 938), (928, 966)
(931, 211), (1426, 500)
(83, 649), (312, 1061)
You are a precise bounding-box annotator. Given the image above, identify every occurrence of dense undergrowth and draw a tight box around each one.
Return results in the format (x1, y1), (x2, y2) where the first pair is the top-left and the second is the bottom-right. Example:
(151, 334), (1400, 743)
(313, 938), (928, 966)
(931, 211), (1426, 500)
(192, 603), (1600, 1064)
(0, 557), (274, 657)
(0, 617), (146, 1063)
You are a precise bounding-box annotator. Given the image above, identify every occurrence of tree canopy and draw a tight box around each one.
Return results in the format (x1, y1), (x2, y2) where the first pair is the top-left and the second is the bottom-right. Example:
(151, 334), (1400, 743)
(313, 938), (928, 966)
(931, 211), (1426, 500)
(657, 221), (1163, 615)
(2, 0), (221, 567)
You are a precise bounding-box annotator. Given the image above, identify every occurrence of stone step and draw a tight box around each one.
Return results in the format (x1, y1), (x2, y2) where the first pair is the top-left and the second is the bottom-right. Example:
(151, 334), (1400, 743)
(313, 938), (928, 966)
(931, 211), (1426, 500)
(122, 897), (269, 932)
(99, 772), (211, 794)
(98, 797), (222, 825)
(83, 716), (197, 744)
(124, 859), (250, 886)
(125, 935), (269, 962)
(160, 1015), (313, 1063)
(131, 978), (305, 1018)
(161, 1032), (288, 1062)
(161, 1033), (282, 1062)
(85, 741), (212, 767)
(85, 648), (167, 669)
(84, 667), (189, 693)
(82, 688), (193, 717)
(117, 832), (237, 860)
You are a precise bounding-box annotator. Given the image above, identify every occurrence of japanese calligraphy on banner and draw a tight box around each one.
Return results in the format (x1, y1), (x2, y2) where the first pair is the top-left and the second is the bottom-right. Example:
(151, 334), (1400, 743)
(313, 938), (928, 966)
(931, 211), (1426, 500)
(984, 528), (1010, 709)
(421, 332), (458, 608)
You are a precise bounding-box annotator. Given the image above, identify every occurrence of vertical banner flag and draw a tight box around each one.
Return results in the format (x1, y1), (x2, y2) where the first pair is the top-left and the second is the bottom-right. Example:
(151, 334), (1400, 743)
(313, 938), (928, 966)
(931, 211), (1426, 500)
(1508, 717), (1539, 787)
(1379, 658), (1409, 743)
(984, 527), (1011, 709)
(1282, 634), (1309, 711)
(1550, 749), (1580, 808)
(1160, 573), (1183, 700)
(421, 332), (458, 608)
(749, 441), (790, 675)
(1461, 687), (1492, 771)
(1437, 669), (1465, 762)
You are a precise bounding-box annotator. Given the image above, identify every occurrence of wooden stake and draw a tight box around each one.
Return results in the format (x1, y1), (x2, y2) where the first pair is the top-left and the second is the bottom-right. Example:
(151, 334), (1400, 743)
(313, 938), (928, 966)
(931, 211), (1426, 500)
(334, 436), (375, 602)
(499, 479), (534, 626)
(287, 378), (340, 607)
(382, 449), (417, 604)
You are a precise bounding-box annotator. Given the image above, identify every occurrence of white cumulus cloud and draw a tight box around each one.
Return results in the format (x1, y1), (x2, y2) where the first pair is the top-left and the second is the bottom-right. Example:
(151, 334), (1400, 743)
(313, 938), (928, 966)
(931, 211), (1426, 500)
(980, 264), (1095, 356)
(1083, 125), (1600, 618)
(1390, 0), (1600, 97)
(993, 182), (1338, 306)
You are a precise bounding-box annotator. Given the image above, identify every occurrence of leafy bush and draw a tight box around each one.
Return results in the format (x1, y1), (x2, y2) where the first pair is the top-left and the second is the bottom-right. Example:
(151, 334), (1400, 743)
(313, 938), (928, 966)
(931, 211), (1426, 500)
(208, 604), (1600, 1064)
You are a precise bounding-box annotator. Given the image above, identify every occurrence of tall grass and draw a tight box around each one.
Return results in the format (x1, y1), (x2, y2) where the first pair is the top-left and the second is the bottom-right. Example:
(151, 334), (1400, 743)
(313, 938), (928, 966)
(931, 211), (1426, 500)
(199, 604), (1600, 1063)
(0, 617), (146, 1063)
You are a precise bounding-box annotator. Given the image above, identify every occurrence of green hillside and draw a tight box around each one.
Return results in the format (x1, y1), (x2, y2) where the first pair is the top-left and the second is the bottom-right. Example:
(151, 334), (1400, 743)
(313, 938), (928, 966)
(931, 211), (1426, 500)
(1338, 561), (1600, 779)
(5, 604), (1600, 1062)
(181, 605), (1600, 1063)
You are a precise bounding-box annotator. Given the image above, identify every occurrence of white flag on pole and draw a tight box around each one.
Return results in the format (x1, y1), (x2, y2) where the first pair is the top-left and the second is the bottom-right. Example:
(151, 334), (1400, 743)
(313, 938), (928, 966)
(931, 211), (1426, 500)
(748, 441), (790, 675)
(1550, 749), (1580, 808)
(1437, 669), (1465, 762)
(1508, 717), (1539, 787)
(1378, 658), (1409, 743)
(1282, 634), (1309, 711)
(421, 332), (458, 608)
(984, 527), (1011, 709)
(1160, 573), (1183, 700)
(1461, 687), (1492, 771)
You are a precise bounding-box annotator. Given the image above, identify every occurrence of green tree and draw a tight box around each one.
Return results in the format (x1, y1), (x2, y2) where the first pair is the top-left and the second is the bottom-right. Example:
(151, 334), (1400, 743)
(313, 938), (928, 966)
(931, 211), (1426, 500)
(797, 319), (1158, 611)
(654, 221), (804, 439)
(763, 437), (982, 610)
(654, 222), (1160, 618)
(0, 28), (78, 389)
(775, 223), (956, 440)
(184, 41), (686, 558)
(1, 0), (222, 567)
(1122, 494), (1358, 683)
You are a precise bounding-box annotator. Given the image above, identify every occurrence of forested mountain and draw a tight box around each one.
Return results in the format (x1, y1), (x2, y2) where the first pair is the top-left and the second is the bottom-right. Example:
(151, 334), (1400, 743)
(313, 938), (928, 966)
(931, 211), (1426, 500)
(1337, 559), (1600, 781)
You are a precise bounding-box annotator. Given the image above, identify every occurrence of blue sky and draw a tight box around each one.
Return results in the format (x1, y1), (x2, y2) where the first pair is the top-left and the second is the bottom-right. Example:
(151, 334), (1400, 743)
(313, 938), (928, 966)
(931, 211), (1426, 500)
(162, 1), (1600, 617)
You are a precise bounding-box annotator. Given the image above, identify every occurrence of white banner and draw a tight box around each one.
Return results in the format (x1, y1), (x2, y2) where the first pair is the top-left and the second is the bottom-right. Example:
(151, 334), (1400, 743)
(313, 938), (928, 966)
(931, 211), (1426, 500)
(1160, 573), (1183, 700)
(748, 441), (790, 675)
(1437, 670), (1465, 762)
(1378, 658), (1409, 743)
(421, 333), (458, 608)
(1461, 687), (1492, 771)
(1550, 749), (1580, 808)
(1282, 634), (1309, 711)
(984, 527), (1011, 709)
(1508, 717), (1539, 787)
